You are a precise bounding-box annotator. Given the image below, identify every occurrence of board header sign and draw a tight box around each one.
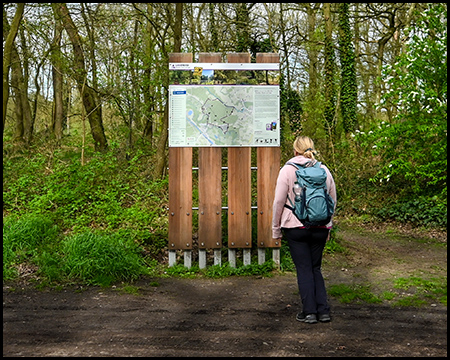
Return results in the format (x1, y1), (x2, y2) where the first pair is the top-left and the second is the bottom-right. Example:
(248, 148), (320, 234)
(169, 62), (279, 71)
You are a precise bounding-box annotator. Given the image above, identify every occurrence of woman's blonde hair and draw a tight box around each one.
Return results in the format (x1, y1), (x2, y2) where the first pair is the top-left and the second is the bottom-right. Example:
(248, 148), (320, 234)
(293, 136), (317, 159)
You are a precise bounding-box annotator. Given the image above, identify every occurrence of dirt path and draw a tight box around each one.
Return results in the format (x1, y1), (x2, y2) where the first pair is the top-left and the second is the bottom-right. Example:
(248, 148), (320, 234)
(3, 223), (447, 357)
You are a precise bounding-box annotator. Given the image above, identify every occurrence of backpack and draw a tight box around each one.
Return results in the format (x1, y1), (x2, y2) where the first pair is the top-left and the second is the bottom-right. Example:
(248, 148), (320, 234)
(284, 161), (335, 227)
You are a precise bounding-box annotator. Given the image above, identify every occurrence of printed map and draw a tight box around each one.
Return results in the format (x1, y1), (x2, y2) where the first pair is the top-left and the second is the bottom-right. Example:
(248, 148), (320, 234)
(186, 86), (253, 146)
(169, 85), (280, 147)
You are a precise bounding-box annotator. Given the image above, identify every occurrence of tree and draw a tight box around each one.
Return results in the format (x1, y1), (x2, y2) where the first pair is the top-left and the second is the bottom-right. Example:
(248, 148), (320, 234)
(154, 3), (183, 179)
(50, 17), (65, 143)
(52, 3), (108, 152)
(3, 3), (24, 136)
(235, 3), (251, 52)
(338, 3), (357, 133)
(323, 3), (337, 139)
(3, 5), (33, 144)
(278, 3), (291, 87)
(366, 4), (404, 118)
(359, 4), (447, 200)
(141, 3), (158, 145)
(209, 3), (219, 52)
(292, 3), (324, 139)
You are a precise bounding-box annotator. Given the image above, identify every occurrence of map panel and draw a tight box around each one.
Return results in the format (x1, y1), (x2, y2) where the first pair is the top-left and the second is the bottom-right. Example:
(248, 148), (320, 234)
(169, 85), (280, 147)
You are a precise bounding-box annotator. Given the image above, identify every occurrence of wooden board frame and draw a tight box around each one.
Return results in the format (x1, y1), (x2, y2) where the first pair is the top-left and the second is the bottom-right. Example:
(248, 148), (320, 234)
(168, 52), (281, 251)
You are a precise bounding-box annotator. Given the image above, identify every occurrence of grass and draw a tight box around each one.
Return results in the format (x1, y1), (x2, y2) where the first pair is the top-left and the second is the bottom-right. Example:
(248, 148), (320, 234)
(2, 213), (279, 284)
(61, 232), (149, 286)
(324, 225), (348, 255)
(3, 215), (60, 281)
(3, 214), (446, 308)
(327, 275), (447, 307)
(163, 260), (276, 279)
(328, 283), (383, 304)
(116, 285), (142, 295)
(3, 215), (149, 287)
(393, 276), (447, 306)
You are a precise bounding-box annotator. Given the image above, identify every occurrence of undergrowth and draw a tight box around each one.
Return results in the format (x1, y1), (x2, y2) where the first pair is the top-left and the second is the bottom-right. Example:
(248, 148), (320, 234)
(2, 138), (446, 307)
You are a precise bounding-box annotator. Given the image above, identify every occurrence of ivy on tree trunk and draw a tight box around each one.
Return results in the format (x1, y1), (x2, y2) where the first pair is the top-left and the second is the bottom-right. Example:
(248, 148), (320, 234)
(338, 3), (357, 134)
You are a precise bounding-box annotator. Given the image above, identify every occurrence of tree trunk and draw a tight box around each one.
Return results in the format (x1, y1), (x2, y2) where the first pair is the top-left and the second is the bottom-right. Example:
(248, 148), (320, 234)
(154, 3), (183, 179)
(52, 3), (108, 152)
(374, 13), (396, 117)
(8, 43), (24, 142)
(235, 3), (250, 52)
(142, 3), (156, 145)
(173, 3), (183, 53)
(3, 5), (34, 145)
(323, 3), (336, 140)
(209, 3), (219, 52)
(306, 4), (318, 101)
(338, 3), (357, 133)
(3, 3), (24, 137)
(51, 20), (64, 143)
(279, 3), (291, 89)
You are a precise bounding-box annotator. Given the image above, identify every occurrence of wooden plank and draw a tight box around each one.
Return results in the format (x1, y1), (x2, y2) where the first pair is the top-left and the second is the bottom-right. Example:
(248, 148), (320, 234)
(256, 53), (281, 248)
(257, 147), (280, 248)
(198, 147), (222, 248)
(226, 52), (251, 63)
(168, 53), (193, 251)
(198, 53), (223, 249)
(227, 146), (252, 248)
(168, 52), (193, 63)
(227, 52), (252, 249)
(198, 52), (222, 63)
(256, 52), (280, 64)
(168, 147), (193, 250)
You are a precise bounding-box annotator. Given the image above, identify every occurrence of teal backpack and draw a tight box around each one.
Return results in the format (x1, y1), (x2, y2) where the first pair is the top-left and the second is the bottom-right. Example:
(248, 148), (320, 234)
(284, 161), (335, 227)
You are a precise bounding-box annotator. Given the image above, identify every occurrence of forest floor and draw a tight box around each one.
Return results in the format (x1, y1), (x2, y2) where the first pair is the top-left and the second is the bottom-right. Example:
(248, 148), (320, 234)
(3, 221), (447, 357)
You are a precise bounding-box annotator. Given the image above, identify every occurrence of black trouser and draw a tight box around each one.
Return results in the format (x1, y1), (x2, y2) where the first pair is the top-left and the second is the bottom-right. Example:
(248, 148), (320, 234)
(283, 227), (330, 315)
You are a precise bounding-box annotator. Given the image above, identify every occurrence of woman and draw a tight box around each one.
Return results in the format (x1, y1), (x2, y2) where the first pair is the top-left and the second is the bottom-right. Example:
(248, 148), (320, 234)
(272, 136), (337, 324)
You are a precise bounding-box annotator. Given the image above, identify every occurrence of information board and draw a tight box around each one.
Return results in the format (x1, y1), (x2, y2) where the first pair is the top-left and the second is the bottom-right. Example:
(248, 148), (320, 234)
(169, 85), (280, 147)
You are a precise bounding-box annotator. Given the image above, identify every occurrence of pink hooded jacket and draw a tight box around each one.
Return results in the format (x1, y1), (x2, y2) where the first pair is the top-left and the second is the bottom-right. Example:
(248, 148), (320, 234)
(272, 155), (337, 239)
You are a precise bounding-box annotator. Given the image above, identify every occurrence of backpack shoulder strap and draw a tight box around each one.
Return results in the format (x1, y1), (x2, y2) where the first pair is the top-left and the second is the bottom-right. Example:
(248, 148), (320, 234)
(285, 161), (301, 170)
(287, 160), (321, 169)
(284, 162), (300, 210)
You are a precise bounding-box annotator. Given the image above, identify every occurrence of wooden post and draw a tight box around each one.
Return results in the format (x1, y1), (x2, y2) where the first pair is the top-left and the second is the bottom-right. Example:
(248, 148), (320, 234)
(227, 53), (252, 267)
(168, 53), (193, 267)
(197, 53), (223, 268)
(256, 53), (281, 266)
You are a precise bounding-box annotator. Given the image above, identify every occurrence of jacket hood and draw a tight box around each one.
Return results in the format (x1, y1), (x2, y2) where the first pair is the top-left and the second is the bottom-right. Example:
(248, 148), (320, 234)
(285, 155), (317, 168)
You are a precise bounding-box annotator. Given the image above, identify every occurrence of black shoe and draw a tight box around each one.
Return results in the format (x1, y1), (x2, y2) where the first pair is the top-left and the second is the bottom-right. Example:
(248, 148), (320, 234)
(296, 312), (318, 324)
(318, 313), (331, 322)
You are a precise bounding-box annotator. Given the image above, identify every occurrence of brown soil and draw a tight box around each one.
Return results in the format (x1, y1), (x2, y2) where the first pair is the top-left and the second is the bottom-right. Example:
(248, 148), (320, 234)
(3, 221), (447, 357)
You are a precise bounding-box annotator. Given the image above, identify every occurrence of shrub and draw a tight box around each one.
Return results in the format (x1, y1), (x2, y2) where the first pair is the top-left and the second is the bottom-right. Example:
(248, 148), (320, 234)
(376, 196), (447, 228)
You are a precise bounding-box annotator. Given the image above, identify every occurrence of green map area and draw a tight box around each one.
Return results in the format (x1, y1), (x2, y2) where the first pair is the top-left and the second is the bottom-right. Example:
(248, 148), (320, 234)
(186, 86), (253, 146)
